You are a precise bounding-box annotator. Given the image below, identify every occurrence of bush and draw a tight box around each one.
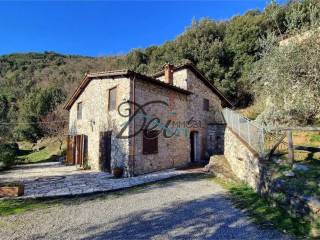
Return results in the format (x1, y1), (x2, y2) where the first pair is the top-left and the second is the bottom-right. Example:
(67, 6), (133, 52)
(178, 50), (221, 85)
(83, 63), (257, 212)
(0, 143), (19, 170)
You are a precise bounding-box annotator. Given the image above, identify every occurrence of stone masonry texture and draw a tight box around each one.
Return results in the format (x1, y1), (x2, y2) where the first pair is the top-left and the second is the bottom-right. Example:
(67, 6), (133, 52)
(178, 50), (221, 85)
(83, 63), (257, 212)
(224, 127), (262, 190)
(68, 67), (226, 176)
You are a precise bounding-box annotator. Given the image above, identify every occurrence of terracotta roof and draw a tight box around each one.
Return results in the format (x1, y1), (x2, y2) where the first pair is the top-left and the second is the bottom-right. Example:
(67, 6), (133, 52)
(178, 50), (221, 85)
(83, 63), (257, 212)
(63, 70), (192, 111)
(152, 62), (233, 107)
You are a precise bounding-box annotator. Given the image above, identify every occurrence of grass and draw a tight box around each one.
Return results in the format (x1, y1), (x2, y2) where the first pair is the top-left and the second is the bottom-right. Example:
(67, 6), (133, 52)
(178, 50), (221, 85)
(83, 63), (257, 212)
(17, 148), (52, 164)
(292, 131), (320, 148)
(268, 130), (320, 199)
(310, 134), (320, 144)
(214, 178), (311, 238)
(0, 199), (59, 217)
(269, 149), (320, 198)
(271, 163), (320, 198)
(16, 139), (65, 164)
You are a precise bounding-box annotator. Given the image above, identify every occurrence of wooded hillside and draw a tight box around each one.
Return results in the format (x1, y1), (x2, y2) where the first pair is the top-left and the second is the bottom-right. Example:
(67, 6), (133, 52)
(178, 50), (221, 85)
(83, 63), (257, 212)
(0, 0), (319, 142)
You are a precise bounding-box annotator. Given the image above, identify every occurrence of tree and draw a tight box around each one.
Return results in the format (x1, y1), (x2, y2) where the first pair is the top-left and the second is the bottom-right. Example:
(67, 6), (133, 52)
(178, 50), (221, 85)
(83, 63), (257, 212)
(175, 19), (227, 85)
(252, 29), (320, 126)
(39, 111), (68, 153)
(0, 95), (9, 140)
(223, 10), (268, 105)
(285, 0), (320, 33)
(14, 86), (66, 141)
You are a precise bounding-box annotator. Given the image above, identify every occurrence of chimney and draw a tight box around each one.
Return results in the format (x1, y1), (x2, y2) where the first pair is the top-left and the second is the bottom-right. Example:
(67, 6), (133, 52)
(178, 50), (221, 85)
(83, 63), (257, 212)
(163, 63), (174, 85)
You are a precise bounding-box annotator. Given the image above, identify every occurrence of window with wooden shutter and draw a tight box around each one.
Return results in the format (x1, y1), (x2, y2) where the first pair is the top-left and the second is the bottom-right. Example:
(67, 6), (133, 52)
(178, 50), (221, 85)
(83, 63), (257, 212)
(77, 102), (83, 120)
(108, 87), (117, 111)
(203, 98), (209, 111)
(143, 130), (159, 155)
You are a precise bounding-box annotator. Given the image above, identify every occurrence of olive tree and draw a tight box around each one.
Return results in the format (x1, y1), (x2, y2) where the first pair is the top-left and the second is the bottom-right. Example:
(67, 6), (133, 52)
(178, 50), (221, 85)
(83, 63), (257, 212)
(252, 30), (320, 127)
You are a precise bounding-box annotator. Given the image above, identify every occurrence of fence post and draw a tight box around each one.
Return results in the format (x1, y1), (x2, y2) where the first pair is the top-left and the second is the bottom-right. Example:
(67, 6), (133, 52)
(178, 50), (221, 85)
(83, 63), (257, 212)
(261, 129), (265, 156)
(287, 130), (294, 165)
(225, 109), (228, 126)
(232, 110), (235, 130)
(238, 114), (241, 137)
(247, 121), (251, 146)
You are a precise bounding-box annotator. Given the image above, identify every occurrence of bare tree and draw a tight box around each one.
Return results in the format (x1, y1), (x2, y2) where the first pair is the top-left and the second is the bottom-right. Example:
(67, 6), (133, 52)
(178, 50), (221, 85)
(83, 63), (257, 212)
(39, 111), (68, 153)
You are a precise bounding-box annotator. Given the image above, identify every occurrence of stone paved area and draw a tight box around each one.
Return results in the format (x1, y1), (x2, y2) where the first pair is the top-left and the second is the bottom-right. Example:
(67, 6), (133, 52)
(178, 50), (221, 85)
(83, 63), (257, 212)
(0, 162), (189, 199)
(0, 176), (291, 240)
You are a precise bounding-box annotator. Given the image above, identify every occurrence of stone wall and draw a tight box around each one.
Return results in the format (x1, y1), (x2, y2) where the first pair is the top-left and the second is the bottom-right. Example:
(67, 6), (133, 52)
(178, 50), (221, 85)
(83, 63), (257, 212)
(207, 124), (225, 156)
(132, 78), (190, 175)
(132, 68), (226, 174)
(156, 68), (225, 161)
(185, 69), (225, 160)
(224, 127), (262, 190)
(69, 77), (131, 173)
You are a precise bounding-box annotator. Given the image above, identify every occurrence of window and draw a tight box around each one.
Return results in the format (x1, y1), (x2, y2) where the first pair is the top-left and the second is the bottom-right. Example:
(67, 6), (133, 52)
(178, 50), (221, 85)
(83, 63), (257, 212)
(77, 102), (83, 120)
(203, 98), (209, 111)
(143, 130), (159, 155)
(108, 87), (117, 111)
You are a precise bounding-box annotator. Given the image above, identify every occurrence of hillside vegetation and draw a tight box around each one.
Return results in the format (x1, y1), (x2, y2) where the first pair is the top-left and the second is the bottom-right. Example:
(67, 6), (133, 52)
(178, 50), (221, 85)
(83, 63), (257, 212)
(0, 0), (319, 145)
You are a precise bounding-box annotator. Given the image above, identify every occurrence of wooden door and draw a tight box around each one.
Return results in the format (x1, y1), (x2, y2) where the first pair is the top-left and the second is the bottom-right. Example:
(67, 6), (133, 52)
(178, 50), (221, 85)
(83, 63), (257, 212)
(190, 132), (195, 162)
(101, 131), (112, 172)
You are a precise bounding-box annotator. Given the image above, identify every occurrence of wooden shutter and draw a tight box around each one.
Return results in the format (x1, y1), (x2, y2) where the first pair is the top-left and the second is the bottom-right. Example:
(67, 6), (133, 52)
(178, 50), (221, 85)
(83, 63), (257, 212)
(66, 135), (86, 166)
(75, 135), (85, 166)
(66, 135), (75, 165)
(143, 130), (159, 155)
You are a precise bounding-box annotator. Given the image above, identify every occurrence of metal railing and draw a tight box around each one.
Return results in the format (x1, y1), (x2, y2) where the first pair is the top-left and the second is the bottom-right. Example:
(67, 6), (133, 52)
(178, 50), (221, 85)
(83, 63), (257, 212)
(223, 108), (265, 155)
(223, 108), (320, 159)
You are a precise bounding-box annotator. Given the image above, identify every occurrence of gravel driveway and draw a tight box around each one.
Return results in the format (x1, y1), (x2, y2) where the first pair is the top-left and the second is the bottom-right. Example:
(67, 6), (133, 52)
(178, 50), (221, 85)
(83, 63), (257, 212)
(0, 176), (290, 240)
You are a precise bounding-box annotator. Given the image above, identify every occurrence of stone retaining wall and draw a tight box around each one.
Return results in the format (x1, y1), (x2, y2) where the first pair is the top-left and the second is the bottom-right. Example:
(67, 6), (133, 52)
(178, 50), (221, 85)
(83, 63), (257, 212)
(223, 127), (320, 237)
(223, 127), (262, 190)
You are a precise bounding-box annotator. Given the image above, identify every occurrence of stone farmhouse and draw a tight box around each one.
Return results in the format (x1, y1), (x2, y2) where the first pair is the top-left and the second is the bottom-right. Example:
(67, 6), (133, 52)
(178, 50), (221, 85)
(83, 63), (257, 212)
(64, 62), (232, 177)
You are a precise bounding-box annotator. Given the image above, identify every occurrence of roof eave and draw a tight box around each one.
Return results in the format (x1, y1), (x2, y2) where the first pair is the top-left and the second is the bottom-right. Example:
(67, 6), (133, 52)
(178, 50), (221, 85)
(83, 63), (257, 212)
(63, 70), (191, 111)
(63, 70), (131, 111)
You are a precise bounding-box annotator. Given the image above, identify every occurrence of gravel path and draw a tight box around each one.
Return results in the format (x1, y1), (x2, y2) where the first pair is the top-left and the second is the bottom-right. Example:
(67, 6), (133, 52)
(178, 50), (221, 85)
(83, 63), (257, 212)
(0, 176), (291, 240)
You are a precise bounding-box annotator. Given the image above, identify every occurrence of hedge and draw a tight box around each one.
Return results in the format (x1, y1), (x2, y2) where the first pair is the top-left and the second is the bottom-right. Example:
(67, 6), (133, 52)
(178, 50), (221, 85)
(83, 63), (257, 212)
(0, 143), (18, 170)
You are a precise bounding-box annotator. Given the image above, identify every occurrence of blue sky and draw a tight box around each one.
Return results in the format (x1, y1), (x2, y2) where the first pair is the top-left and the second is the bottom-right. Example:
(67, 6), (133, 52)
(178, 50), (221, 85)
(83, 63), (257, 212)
(0, 0), (287, 57)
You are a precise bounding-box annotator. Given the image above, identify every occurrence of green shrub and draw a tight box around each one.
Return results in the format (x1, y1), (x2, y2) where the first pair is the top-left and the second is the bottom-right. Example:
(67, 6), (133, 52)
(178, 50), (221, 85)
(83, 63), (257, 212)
(0, 143), (19, 170)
